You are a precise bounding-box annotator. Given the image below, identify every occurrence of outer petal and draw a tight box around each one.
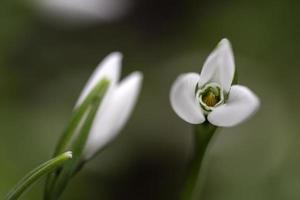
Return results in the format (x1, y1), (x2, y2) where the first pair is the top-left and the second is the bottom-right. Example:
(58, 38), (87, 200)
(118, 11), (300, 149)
(208, 85), (260, 127)
(198, 38), (235, 93)
(75, 52), (122, 107)
(170, 73), (205, 124)
(36, 0), (131, 24)
(83, 72), (143, 159)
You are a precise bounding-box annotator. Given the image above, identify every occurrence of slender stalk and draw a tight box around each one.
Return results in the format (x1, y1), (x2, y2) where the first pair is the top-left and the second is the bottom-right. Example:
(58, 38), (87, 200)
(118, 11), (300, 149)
(182, 122), (217, 200)
(5, 152), (72, 200)
(49, 99), (100, 200)
(53, 78), (110, 156)
(44, 78), (110, 199)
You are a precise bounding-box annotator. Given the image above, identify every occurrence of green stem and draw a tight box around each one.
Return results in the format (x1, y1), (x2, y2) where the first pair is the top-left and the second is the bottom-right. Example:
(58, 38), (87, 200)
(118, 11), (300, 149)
(5, 152), (72, 200)
(49, 98), (100, 200)
(53, 78), (111, 157)
(45, 79), (110, 200)
(44, 78), (110, 199)
(182, 122), (217, 200)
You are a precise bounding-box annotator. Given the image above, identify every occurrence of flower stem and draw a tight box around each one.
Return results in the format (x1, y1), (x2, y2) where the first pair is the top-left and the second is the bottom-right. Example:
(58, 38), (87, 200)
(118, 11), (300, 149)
(44, 78), (110, 199)
(182, 122), (217, 200)
(5, 151), (72, 200)
(48, 98), (101, 200)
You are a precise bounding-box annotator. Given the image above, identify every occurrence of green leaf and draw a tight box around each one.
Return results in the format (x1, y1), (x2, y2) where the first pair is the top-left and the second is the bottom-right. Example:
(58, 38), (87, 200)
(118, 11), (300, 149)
(44, 79), (110, 200)
(53, 78), (111, 156)
(5, 151), (72, 200)
(232, 69), (238, 85)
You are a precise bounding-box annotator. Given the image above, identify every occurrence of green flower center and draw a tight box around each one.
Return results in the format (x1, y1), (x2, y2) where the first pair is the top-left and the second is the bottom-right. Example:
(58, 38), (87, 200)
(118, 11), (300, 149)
(197, 83), (224, 112)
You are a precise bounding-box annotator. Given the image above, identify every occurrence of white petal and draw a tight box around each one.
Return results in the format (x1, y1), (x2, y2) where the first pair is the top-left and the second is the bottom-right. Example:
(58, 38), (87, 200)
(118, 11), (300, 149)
(170, 73), (205, 124)
(75, 52), (122, 107)
(198, 38), (235, 93)
(208, 85), (260, 127)
(83, 72), (143, 159)
(35, 0), (132, 25)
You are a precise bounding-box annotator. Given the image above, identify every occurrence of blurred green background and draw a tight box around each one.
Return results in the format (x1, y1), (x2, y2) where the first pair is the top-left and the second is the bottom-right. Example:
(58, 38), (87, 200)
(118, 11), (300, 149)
(0, 0), (299, 199)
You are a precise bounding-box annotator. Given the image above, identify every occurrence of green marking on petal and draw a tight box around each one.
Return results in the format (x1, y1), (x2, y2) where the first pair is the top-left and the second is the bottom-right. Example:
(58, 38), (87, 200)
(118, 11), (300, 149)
(197, 83), (225, 112)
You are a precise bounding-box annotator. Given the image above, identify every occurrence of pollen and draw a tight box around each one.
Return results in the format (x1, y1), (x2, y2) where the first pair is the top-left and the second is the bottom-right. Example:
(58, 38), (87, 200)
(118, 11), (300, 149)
(202, 91), (220, 107)
(197, 83), (224, 112)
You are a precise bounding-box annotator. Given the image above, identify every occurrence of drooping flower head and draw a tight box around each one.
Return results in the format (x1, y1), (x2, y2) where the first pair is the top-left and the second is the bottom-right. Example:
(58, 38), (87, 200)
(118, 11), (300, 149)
(76, 52), (143, 159)
(170, 39), (259, 127)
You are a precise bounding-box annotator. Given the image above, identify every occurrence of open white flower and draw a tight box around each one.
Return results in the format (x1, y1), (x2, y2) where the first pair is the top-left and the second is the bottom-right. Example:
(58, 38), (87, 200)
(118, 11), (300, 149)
(170, 39), (259, 127)
(76, 52), (143, 159)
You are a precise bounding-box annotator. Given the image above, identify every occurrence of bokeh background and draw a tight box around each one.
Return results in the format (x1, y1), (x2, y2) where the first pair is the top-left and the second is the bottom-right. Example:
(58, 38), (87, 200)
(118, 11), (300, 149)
(0, 0), (299, 199)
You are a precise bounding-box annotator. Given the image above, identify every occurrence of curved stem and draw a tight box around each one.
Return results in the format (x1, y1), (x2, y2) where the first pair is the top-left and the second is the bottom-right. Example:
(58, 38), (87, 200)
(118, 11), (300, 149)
(5, 152), (72, 200)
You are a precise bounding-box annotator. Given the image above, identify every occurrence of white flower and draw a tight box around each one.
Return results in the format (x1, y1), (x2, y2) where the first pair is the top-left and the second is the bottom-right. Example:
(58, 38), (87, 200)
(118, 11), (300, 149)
(170, 39), (260, 127)
(77, 52), (143, 159)
(34, 0), (132, 25)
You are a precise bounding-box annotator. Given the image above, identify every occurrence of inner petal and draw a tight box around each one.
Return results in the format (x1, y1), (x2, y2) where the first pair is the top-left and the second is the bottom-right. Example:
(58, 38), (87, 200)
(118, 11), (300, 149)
(197, 82), (224, 112)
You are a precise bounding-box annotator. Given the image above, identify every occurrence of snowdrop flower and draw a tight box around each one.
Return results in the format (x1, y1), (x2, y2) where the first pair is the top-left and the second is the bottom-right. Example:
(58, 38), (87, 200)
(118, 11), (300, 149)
(34, 0), (132, 25)
(77, 52), (143, 159)
(170, 39), (259, 127)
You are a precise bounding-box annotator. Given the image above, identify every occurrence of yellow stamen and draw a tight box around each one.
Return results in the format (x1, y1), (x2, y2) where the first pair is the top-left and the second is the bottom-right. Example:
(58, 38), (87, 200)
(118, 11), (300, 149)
(202, 91), (218, 107)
